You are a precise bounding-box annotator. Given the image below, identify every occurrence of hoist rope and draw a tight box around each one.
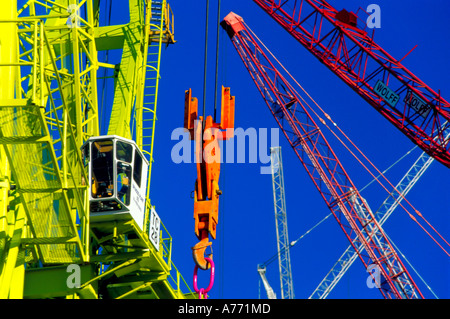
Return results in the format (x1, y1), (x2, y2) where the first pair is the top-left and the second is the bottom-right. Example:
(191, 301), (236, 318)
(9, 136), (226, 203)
(213, 0), (221, 123)
(202, 0), (222, 123)
(244, 21), (450, 258)
(202, 0), (210, 124)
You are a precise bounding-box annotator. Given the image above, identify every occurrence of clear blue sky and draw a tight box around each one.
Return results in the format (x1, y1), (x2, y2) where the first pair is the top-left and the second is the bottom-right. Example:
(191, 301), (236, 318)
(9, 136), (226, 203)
(104, 0), (450, 299)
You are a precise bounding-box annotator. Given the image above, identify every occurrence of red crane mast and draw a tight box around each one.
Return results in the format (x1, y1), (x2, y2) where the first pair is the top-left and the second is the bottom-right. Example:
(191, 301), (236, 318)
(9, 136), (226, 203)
(251, 0), (450, 169)
(221, 12), (424, 299)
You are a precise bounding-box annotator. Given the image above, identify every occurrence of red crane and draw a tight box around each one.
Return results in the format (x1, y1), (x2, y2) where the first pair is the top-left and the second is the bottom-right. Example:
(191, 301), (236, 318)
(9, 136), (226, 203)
(251, 0), (450, 169)
(221, 12), (424, 299)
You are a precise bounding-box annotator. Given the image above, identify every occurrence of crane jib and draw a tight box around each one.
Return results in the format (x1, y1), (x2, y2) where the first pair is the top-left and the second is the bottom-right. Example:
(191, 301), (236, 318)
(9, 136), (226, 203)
(221, 10), (425, 299)
(251, 0), (450, 169)
(374, 80), (432, 119)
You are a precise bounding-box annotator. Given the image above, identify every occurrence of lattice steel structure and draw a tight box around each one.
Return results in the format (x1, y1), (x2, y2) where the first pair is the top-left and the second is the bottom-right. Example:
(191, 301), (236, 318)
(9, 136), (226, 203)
(0, 0), (193, 299)
(221, 12), (423, 299)
(253, 0), (450, 169)
(270, 146), (294, 299)
(310, 128), (450, 298)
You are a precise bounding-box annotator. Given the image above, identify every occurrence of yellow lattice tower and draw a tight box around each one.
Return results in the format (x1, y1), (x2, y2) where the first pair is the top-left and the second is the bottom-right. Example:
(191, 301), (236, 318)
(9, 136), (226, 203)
(0, 0), (193, 299)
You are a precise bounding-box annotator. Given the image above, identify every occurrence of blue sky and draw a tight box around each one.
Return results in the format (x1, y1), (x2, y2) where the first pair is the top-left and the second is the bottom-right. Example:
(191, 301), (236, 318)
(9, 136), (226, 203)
(103, 0), (450, 299)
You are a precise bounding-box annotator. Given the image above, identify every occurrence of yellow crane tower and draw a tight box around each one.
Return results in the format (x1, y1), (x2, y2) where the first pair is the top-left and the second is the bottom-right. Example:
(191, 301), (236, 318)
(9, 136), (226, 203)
(0, 0), (194, 299)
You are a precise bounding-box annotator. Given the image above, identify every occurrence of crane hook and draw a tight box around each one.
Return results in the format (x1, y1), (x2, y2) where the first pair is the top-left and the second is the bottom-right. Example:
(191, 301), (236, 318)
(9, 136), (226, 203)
(192, 237), (212, 270)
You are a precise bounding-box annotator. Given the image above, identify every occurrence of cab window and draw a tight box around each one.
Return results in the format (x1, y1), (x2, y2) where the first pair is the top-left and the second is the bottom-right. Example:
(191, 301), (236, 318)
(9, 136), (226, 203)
(133, 149), (143, 187)
(116, 141), (133, 163)
(91, 139), (114, 198)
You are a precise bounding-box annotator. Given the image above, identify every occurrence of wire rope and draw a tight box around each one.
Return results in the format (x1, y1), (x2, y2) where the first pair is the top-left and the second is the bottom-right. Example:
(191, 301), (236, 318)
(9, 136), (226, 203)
(243, 21), (450, 257)
(202, 0), (210, 126)
(261, 213), (332, 267)
(213, 0), (221, 123)
(358, 145), (418, 193)
(385, 232), (439, 298)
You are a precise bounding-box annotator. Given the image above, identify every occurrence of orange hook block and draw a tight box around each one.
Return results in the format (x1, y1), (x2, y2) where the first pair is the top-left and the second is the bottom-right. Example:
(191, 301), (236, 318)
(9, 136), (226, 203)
(186, 86), (235, 270)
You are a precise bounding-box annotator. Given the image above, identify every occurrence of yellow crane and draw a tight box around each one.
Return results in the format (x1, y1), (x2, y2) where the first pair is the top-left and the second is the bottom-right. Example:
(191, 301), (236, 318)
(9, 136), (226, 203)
(0, 0), (194, 299)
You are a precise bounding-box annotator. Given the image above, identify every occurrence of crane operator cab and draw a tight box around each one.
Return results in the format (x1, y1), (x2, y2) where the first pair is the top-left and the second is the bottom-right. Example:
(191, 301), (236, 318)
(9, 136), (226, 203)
(81, 135), (149, 231)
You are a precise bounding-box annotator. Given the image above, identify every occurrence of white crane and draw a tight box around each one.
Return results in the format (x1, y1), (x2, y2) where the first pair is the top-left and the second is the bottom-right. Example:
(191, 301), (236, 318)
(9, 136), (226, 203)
(257, 264), (277, 299)
(258, 146), (294, 299)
